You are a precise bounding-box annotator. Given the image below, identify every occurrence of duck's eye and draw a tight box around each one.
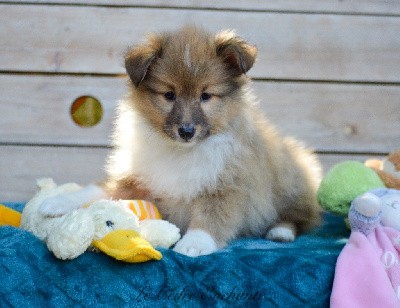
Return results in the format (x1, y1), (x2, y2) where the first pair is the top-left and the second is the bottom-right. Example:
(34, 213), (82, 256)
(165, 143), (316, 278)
(200, 92), (212, 102)
(106, 220), (114, 228)
(164, 91), (176, 101)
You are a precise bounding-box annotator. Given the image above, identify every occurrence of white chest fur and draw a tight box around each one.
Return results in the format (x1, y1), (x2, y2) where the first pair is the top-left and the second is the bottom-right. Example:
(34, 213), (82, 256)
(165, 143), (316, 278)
(132, 125), (240, 201)
(108, 104), (247, 202)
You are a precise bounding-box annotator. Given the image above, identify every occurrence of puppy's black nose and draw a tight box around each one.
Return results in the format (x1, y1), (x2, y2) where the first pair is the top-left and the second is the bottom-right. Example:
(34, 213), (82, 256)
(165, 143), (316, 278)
(178, 124), (196, 141)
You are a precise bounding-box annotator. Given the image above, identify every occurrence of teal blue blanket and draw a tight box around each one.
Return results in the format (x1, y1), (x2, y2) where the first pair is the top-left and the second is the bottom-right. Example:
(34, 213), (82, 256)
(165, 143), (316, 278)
(0, 203), (348, 307)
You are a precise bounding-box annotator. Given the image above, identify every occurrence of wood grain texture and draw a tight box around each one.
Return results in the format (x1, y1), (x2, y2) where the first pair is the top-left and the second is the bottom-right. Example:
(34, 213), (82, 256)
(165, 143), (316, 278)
(252, 81), (400, 153)
(1, 2), (398, 201)
(1, 74), (399, 153)
(1, 5), (399, 82)
(3, 0), (400, 15)
(0, 146), (110, 202)
(0, 74), (122, 146)
(0, 145), (384, 202)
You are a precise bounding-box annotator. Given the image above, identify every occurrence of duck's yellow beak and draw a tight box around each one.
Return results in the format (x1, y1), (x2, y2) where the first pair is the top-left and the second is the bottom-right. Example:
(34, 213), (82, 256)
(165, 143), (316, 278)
(92, 229), (162, 263)
(0, 204), (21, 227)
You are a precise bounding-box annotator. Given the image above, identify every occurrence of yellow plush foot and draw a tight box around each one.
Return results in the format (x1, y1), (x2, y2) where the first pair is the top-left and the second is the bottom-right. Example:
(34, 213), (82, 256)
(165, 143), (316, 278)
(0, 204), (21, 227)
(92, 229), (162, 263)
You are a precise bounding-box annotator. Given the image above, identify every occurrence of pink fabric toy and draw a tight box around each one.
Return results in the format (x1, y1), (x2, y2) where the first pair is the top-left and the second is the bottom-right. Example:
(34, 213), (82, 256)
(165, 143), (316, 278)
(331, 189), (400, 307)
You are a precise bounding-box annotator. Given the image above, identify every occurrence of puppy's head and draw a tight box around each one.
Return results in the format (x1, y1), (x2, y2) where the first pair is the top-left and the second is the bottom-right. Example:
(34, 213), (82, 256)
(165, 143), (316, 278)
(125, 26), (257, 144)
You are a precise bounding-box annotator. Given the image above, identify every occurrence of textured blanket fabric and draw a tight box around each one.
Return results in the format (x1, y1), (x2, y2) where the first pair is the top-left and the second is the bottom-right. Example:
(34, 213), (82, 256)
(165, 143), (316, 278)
(0, 203), (347, 307)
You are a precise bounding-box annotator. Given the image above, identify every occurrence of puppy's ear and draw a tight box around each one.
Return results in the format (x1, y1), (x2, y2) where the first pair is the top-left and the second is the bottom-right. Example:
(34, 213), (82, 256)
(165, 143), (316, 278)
(215, 30), (257, 75)
(125, 35), (163, 87)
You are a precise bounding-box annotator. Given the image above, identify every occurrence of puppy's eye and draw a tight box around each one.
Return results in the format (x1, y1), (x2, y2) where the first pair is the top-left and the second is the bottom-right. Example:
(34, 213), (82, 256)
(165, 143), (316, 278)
(164, 91), (176, 101)
(200, 92), (212, 102)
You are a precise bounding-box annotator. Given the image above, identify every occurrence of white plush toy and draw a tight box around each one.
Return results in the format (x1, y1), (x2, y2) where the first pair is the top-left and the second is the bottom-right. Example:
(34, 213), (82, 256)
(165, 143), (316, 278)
(20, 178), (180, 262)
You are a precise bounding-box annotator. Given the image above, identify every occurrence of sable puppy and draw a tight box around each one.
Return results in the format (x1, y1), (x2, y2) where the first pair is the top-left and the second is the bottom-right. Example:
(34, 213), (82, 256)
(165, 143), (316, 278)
(41, 26), (322, 257)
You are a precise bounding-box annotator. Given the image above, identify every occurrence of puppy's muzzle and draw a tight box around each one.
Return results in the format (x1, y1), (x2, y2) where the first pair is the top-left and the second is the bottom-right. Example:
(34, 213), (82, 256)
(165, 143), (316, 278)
(178, 124), (196, 142)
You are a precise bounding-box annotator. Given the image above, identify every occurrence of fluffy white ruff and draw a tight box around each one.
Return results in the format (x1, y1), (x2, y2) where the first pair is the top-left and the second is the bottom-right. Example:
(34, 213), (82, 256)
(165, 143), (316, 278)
(173, 229), (218, 257)
(266, 226), (295, 242)
(39, 184), (107, 216)
(135, 132), (238, 201)
(111, 108), (241, 202)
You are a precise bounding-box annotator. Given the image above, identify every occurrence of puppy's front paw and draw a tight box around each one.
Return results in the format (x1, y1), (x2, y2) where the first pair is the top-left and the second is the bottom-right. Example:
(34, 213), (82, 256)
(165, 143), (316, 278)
(266, 225), (295, 242)
(140, 219), (181, 249)
(173, 229), (218, 257)
(39, 194), (84, 216)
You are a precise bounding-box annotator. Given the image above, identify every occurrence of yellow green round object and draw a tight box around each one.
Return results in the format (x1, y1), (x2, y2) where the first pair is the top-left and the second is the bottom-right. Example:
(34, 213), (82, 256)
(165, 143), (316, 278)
(71, 96), (103, 127)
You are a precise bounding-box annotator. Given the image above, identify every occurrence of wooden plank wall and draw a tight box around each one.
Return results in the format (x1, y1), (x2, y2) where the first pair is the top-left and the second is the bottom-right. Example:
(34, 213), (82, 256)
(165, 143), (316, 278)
(1, 1), (399, 201)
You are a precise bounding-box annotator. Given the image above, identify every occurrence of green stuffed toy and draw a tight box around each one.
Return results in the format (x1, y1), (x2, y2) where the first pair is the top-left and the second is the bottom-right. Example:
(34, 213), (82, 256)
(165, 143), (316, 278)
(317, 161), (385, 217)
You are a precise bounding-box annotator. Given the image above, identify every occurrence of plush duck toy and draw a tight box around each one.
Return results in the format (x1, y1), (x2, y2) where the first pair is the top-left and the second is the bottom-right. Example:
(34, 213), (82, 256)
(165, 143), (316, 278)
(0, 179), (180, 263)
